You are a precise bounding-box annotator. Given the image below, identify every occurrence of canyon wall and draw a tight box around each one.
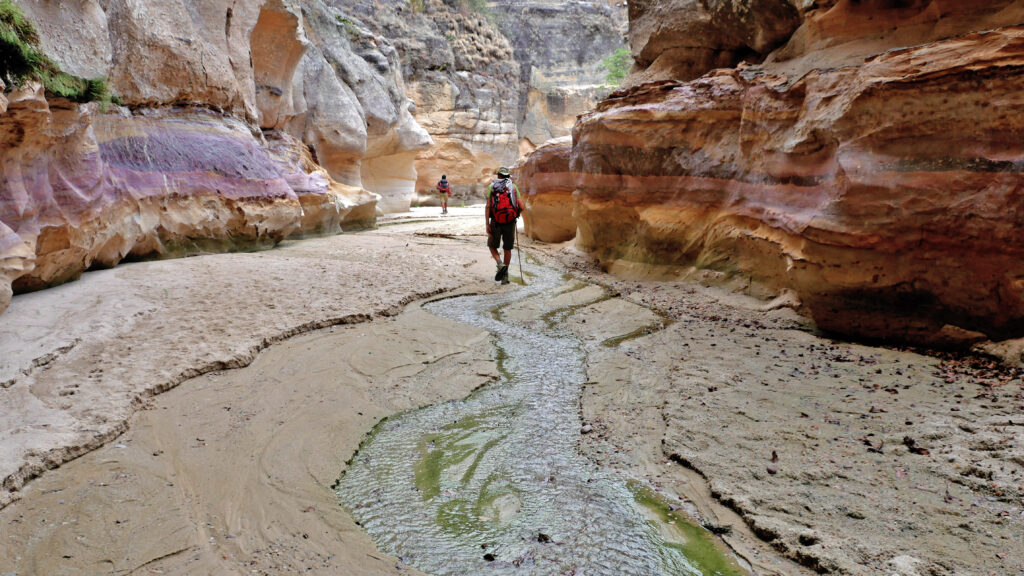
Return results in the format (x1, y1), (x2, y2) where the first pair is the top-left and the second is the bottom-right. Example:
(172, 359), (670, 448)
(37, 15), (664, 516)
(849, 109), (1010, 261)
(519, 0), (1024, 347)
(0, 0), (429, 314)
(339, 0), (521, 204)
(341, 0), (627, 204)
(494, 0), (628, 153)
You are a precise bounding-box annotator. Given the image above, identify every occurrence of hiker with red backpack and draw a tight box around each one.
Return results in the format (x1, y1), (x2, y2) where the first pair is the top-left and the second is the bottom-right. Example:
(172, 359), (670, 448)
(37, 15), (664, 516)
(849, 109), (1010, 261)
(436, 175), (452, 214)
(485, 167), (521, 285)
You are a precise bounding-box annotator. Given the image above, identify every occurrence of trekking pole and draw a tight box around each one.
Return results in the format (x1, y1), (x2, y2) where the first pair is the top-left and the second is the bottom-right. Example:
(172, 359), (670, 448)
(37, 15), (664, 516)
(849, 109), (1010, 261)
(516, 225), (525, 285)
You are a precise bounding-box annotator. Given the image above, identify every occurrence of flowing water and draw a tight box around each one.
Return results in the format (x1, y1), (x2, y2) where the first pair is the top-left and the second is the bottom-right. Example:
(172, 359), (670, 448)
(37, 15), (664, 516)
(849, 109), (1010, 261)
(337, 260), (745, 576)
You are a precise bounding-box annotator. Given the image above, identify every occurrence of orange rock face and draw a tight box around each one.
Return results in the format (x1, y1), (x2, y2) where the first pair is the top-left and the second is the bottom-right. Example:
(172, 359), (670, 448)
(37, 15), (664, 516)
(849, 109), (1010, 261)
(512, 136), (575, 243)
(569, 5), (1024, 347)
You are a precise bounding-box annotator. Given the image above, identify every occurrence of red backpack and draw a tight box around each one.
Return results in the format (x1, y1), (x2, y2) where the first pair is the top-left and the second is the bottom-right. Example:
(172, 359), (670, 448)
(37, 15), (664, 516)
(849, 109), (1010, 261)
(437, 180), (450, 193)
(490, 179), (518, 224)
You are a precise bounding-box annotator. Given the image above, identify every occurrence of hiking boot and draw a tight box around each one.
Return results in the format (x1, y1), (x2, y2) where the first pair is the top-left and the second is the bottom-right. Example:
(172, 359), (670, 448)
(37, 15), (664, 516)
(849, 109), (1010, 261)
(494, 262), (505, 281)
(500, 274), (510, 285)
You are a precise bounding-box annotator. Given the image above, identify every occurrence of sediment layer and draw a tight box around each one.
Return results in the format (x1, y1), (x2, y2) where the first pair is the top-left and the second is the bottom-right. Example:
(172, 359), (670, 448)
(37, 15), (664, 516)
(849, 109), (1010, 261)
(0, 0), (431, 314)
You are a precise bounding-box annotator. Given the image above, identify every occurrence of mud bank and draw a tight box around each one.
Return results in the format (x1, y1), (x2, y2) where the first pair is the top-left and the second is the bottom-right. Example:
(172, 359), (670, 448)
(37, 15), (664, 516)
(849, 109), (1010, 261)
(0, 210), (497, 575)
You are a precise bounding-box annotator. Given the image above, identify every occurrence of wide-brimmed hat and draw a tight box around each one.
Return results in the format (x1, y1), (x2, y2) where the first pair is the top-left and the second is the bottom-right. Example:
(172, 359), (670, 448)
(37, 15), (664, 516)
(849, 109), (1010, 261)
(496, 167), (511, 177)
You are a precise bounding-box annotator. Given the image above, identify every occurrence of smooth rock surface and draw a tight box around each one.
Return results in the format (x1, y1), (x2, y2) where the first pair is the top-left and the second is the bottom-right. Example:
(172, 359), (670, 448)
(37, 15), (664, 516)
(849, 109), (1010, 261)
(512, 136), (575, 243)
(0, 213), (494, 510)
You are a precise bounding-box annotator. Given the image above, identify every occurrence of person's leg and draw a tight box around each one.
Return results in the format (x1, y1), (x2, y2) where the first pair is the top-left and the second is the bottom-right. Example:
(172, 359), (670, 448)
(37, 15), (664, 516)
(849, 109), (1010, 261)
(496, 223), (514, 282)
(487, 228), (502, 264)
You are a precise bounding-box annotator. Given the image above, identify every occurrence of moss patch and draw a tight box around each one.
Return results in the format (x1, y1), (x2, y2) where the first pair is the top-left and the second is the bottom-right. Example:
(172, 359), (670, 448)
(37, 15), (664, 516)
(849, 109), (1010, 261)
(629, 482), (747, 576)
(0, 0), (113, 103)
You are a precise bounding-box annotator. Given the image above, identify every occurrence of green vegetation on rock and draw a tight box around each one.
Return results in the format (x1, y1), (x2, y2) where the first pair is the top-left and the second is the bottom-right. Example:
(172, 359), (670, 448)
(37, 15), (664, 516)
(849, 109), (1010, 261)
(601, 47), (632, 87)
(629, 482), (747, 576)
(0, 0), (113, 103)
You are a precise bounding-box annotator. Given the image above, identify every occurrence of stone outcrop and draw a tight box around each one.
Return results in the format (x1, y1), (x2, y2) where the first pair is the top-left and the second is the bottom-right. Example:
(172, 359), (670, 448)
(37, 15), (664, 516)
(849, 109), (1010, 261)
(539, 1), (1024, 347)
(339, 0), (627, 205)
(291, 3), (431, 210)
(1, 0), (430, 314)
(626, 0), (800, 85)
(511, 136), (575, 243)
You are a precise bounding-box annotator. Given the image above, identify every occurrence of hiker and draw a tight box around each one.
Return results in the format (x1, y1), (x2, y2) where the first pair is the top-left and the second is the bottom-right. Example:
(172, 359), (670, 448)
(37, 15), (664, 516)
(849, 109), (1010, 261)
(436, 174), (452, 214)
(485, 167), (521, 285)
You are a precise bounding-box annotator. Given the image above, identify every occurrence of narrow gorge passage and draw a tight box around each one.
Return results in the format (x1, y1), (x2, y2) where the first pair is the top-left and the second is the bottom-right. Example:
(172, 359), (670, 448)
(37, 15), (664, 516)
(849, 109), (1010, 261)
(337, 258), (744, 576)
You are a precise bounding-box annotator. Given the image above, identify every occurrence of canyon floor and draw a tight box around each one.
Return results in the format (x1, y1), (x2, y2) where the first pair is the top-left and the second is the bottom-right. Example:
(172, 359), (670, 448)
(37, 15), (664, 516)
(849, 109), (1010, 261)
(1, 209), (1022, 576)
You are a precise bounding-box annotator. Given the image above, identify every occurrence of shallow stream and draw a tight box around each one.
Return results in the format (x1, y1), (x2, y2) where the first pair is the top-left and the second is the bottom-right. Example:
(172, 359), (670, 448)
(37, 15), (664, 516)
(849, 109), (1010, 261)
(337, 260), (744, 575)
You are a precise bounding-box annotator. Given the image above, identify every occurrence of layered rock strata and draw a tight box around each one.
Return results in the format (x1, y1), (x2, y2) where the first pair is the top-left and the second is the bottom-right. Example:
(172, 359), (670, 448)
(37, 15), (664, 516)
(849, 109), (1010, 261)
(1, 0), (430, 314)
(291, 3), (431, 209)
(511, 136), (575, 243)
(558, 2), (1024, 347)
(493, 0), (628, 151)
(341, 0), (628, 205)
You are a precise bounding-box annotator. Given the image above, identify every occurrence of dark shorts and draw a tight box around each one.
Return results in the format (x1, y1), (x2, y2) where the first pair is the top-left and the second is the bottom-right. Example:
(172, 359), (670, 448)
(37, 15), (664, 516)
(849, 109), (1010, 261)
(488, 220), (516, 251)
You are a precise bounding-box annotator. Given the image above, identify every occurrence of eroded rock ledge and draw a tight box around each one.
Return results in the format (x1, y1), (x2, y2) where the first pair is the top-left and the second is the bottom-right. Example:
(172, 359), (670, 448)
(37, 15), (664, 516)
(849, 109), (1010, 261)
(516, 1), (1024, 348)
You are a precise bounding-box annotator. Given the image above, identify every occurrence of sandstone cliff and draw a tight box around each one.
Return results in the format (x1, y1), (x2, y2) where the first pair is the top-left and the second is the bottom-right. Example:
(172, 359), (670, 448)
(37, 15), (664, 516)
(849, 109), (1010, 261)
(493, 0), (628, 153)
(519, 1), (1024, 349)
(511, 135), (575, 243)
(339, 0), (627, 204)
(0, 0), (429, 314)
(626, 0), (801, 85)
(337, 0), (520, 204)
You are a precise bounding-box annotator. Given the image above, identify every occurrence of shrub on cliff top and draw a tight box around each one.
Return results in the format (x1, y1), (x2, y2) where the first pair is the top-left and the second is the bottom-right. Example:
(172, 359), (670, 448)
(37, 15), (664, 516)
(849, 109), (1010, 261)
(602, 47), (632, 87)
(0, 0), (111, 103)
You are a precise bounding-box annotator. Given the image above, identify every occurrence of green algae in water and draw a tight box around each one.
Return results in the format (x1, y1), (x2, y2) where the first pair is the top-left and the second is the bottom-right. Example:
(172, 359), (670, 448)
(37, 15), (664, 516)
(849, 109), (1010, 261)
(630, 482), (748, 576)
(540, 292), (613, 329)
(414, 406), (515, 501)
(493, 343), (512, 381)
(412, 407), (520, 542)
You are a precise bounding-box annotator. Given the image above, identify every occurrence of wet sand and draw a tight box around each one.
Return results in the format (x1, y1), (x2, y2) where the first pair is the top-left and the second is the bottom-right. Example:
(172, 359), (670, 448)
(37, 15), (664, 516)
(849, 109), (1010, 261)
(0, 298), (495, 575)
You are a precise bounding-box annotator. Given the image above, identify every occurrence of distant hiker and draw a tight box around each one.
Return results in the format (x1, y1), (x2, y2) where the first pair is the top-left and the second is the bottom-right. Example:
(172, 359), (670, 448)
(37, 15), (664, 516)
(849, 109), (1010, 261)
(436, 174), (452, 214)
(485, 167), (521, 285)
